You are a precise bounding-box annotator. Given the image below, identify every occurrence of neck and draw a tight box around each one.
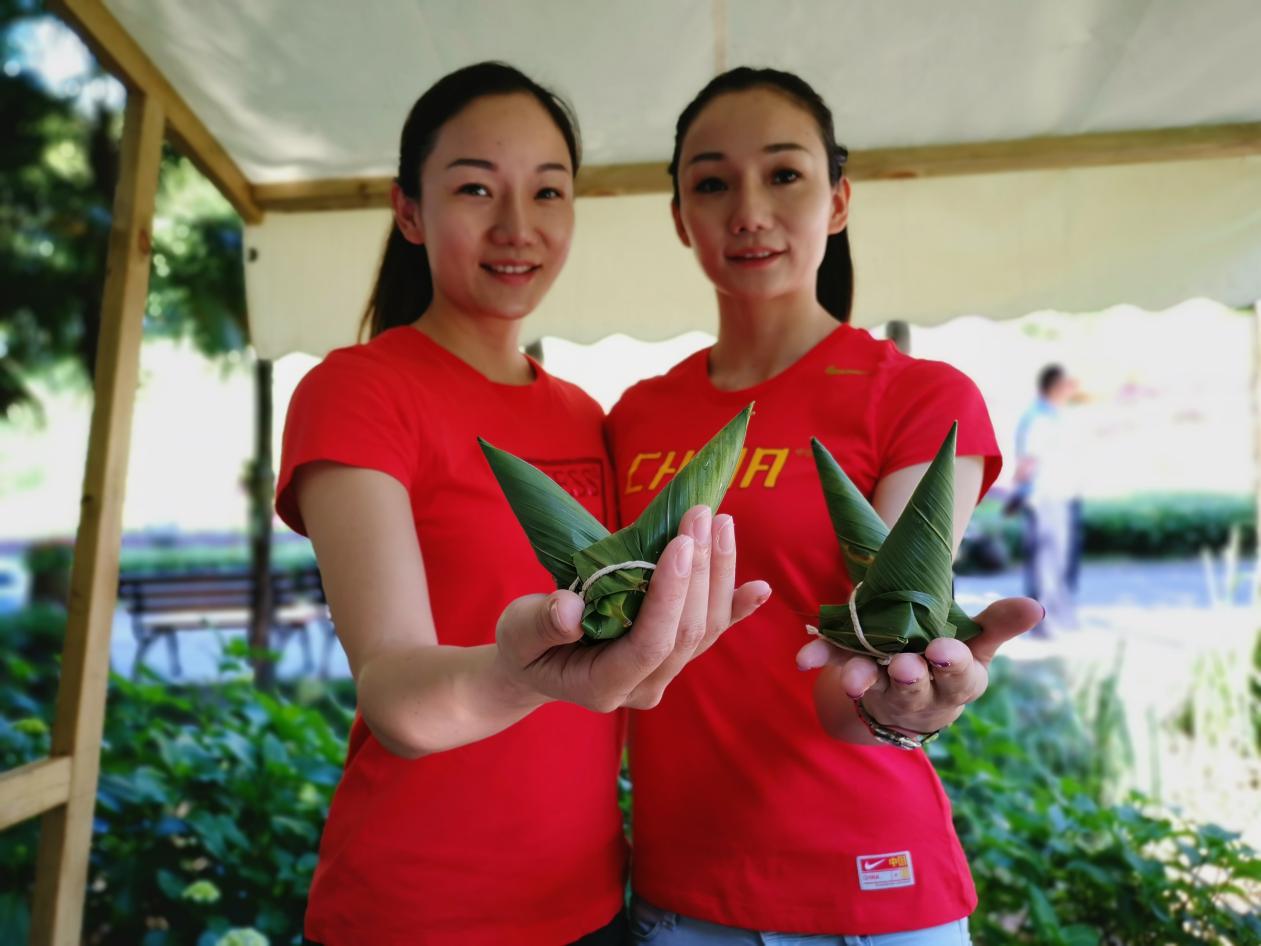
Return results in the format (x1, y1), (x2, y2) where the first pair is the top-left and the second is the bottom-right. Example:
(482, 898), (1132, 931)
(708, 288), (840, 389)
(413, 295), (533, 385)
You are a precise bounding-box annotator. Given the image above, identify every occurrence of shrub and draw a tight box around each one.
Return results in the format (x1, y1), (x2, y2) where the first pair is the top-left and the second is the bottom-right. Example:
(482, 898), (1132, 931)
(934, 660), (1261, 945)
(3, 611), (1257, 944)
(0, 636), (352, 946)
(23, 540), (73, 605)
(961, 493), (1256, 568)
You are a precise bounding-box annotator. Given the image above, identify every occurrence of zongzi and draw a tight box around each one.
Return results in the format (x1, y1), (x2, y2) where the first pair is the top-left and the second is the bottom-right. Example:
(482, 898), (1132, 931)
(481, 405), (752, 640)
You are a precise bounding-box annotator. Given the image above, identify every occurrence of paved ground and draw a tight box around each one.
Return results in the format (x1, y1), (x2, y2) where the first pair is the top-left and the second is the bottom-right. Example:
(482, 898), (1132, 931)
(955, 556), (1256, 610)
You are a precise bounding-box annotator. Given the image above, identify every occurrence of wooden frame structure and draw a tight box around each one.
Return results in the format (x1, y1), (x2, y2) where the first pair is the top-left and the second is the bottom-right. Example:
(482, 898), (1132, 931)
(0, 1), (1257, 942)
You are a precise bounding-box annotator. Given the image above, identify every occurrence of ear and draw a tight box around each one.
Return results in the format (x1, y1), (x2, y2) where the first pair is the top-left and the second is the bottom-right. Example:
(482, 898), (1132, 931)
(391, 181), (425, 246)
(827, 177), (851, 236)
(670, 200), (692, 248)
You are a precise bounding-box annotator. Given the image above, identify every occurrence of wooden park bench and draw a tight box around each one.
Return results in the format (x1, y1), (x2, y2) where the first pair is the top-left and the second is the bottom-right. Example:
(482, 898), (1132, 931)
(117, 566), (336, 679)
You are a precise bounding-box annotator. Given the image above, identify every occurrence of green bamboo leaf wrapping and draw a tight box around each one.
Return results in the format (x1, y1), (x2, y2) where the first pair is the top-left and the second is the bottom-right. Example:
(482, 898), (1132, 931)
(477, 439), (611, 589)
(573, 405), (752, 638)
(481, 405), (752, 640)
(812, 423), (981, 658)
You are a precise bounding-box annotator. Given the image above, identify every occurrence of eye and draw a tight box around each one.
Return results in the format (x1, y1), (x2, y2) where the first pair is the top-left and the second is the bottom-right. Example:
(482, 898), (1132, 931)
(456, 182), (491, 197)
(772, 168), (802, 185)
(536, 186), (566, 200)
(693, 176), (727, 194)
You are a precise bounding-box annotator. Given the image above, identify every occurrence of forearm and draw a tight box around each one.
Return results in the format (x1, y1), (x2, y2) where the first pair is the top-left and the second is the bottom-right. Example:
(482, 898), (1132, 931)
(355, 643), (546, 758)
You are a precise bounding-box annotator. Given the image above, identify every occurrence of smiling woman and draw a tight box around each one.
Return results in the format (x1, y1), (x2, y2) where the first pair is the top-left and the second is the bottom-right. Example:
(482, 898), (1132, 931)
(606, 66), (1034, 946)
(273, 62), (766, 946)
(361, 64), (581, 349)
(667, 71), (854, 330)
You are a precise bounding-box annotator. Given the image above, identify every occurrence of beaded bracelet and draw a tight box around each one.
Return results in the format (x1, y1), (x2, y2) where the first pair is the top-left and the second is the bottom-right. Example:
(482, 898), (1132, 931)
(853, 699), (942, 750)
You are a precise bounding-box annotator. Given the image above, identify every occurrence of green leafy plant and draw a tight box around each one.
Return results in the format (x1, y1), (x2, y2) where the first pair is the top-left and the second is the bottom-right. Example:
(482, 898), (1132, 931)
(3, 609), (1258, 944)
(963, 494), (1257, 569)
(0, 631), (352, 945)
(934, 660), (1261, 945)
(22, 540), (73, 605)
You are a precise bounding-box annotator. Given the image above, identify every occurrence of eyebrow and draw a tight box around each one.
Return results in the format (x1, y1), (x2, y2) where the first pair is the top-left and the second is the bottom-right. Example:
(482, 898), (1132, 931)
(686, 142), (809, 166)
(445, 157), (571, 174)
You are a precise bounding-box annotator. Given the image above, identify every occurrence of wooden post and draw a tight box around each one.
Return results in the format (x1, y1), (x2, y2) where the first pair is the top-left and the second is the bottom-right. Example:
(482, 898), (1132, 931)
(886, 320), (911, 354)
(248, 356), (276, 689)
(29, 90), (164, 946)
(1255, 302), (1261, 604)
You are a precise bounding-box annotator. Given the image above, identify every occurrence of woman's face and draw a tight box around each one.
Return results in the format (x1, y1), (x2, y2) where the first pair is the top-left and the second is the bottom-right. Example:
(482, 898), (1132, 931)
(396, 93), (575, 322)
(673, 87), (848, 307)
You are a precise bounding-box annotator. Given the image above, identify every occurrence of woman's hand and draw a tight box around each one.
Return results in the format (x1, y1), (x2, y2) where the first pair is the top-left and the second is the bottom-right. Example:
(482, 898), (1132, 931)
(796, 596), (1042, 742)
(495, 505), (771, 713)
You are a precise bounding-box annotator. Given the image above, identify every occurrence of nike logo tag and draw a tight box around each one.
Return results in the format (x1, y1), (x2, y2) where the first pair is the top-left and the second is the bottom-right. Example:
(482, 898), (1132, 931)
(857, 851), (915, 890)
(825, 365), (867, 376)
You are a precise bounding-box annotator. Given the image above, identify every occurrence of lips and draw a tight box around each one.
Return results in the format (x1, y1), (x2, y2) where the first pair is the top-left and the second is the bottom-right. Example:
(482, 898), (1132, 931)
(481, 261), (541, 275)
(725, 247), (785, 266)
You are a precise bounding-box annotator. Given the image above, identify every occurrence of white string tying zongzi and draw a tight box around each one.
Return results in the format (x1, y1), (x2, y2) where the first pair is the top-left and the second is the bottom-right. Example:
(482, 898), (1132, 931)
(804, 581), (893, 666)
(569, 560), (657, 602)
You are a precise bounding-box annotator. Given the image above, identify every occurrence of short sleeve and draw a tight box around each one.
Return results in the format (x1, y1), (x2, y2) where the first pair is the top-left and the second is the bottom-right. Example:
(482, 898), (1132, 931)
(275, 353), (421, 535)
(873, 358), (1003, 502)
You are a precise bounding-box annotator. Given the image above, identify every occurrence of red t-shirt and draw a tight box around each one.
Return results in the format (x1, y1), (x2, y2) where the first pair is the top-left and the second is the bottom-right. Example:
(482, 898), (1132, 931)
(607, 324), (1001, 936)
(276, 327), (626, 946)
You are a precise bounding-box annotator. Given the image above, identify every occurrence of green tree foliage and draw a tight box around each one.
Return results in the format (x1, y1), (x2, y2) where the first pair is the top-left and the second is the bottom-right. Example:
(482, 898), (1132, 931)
(0, 0), (246, 417)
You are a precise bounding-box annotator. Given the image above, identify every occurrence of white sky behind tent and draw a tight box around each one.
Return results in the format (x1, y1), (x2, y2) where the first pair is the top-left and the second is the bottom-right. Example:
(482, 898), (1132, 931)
(7, 16), (124, 113)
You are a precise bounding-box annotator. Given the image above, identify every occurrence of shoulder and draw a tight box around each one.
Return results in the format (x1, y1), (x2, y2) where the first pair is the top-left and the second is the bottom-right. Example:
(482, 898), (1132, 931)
(300, 329), (424, 396)
(876, 350), (984, 405)
(287, 332), (429, 435)
(609, 348), (707, 425)
(541, 370), (606, 423)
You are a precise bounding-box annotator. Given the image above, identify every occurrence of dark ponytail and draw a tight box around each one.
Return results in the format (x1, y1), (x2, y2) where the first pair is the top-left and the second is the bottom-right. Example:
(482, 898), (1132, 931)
(668, 67), (854, 323)
(361, 62), (581, 339)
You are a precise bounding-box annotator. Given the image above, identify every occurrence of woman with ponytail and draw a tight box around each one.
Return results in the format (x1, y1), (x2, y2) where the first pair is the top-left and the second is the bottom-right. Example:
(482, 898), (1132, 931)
(275, 63), (767, 946)
(606, 68), (1041, 944)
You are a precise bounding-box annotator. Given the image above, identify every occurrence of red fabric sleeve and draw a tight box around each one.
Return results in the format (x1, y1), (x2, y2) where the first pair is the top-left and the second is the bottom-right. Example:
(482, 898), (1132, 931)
(275, 354), (421, 535)
(873, 358), (1002, 502)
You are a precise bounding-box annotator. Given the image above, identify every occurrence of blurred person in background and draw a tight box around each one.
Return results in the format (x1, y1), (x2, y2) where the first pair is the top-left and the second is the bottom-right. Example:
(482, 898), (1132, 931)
(1011, 363), (1082, 635)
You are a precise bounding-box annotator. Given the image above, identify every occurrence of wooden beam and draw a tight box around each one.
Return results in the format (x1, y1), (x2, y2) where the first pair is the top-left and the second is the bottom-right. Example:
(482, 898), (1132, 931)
(251, 121), (1261, 212)
(252, 176), (393, 213)
(848, 122), (1261, 181)
(29, 90), (164, 946)
(0, 759), (72, 832)
(50, 0), (263, 224)
(578, 162), (671, 197)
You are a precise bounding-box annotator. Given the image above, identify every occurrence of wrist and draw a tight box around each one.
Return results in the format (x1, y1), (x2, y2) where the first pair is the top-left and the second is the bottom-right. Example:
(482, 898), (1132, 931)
(489, 647), (551, 714)
(853, 698), (943, 750)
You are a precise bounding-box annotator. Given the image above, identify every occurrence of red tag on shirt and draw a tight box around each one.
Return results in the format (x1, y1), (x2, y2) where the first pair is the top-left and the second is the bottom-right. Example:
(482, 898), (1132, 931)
(857, 851), (916, 891)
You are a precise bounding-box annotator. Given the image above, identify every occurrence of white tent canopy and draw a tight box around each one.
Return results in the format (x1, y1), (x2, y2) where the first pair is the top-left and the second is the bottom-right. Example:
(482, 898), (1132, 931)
(247, 158), (1261, 354)
(74, 0), (1261, 356)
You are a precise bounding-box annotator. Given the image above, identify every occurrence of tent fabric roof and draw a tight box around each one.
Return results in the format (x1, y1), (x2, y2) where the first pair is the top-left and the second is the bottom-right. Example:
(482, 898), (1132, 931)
(106, 0), (1261, 182)
(85, 0), (1261, 355)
